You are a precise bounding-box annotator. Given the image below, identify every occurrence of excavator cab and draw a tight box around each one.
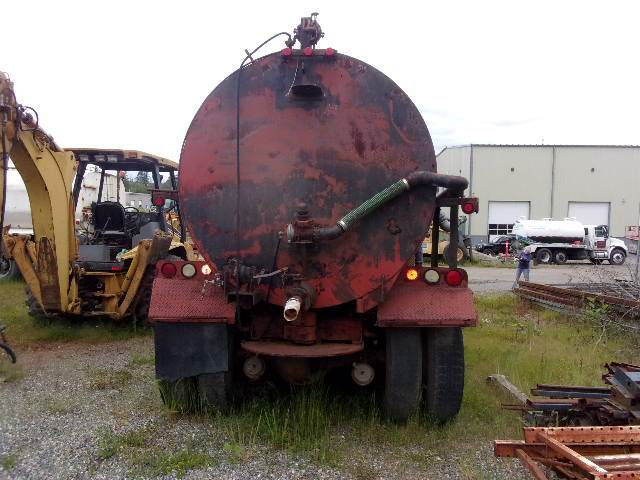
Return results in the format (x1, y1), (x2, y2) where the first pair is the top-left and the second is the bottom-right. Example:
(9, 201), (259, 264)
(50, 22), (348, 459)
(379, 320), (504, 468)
(68, 149), (182, 272)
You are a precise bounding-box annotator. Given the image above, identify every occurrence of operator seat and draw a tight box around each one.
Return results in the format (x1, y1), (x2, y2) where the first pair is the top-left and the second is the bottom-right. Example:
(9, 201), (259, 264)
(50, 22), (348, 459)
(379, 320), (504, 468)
(93, 202), (131, 248)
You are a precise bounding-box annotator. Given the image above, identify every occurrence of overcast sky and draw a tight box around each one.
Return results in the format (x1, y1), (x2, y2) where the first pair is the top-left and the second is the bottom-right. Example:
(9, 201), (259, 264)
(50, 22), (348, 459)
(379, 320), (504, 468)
(3, 1), (639, 160)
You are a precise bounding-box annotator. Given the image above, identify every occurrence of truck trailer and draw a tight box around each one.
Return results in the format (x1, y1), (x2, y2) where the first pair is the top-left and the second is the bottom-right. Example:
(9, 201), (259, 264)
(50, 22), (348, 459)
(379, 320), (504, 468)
(148, 14), (480, 423)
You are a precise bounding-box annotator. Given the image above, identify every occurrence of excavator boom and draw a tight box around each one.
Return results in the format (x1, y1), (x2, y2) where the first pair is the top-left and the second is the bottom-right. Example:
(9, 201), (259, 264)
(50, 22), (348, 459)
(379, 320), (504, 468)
(0, 72), (78, 312)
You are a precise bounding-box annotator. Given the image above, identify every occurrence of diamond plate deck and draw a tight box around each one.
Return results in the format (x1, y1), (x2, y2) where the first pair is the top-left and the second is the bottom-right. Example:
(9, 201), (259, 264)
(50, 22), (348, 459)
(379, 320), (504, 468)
(376, 283), (477, 327)
(149, 277), (234, 323)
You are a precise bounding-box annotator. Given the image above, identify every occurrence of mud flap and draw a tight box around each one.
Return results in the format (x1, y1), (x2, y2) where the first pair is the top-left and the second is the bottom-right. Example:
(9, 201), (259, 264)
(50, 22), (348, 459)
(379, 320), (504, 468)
(154, 323), (229, 382)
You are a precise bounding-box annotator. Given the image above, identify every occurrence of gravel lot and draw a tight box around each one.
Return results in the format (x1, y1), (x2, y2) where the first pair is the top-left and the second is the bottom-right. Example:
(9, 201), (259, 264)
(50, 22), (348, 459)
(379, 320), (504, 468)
(5, 257), (612, 478)
(0, 336), (525, 479)
(467, 259), (636, 293)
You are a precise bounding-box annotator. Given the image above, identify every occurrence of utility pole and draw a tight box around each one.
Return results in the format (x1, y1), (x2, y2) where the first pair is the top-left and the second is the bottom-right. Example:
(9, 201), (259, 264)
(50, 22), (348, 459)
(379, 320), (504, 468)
(636, 202), (640, 284)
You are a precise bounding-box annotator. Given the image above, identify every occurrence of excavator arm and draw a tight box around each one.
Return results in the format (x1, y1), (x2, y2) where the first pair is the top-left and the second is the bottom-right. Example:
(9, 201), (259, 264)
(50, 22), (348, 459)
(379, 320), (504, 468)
(0, 72), (79, 313)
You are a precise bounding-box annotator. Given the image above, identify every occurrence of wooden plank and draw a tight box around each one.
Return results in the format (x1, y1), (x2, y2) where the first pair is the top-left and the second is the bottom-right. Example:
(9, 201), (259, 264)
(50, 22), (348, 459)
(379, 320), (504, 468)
(537, 432), (608, 475)
(516, 449), (549, 480)
(487, 374), (529, 405)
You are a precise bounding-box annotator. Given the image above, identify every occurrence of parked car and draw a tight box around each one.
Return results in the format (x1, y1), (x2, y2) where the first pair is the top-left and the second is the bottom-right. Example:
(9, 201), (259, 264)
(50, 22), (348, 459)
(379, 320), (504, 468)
(474, 235), (518, 256)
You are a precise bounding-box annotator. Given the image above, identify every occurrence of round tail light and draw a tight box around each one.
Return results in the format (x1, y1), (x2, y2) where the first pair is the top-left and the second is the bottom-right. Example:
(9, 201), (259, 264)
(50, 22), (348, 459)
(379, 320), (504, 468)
(201, 264), (212, 275)
(445, 270), (463, 287)
(462, 202), (475, 214)
(405, 268), (418, 281)
(160, 262), (177, 278)
(181, 263), (197, 278)
(153, 196), (166, 207)
(424, 269), (440, 284)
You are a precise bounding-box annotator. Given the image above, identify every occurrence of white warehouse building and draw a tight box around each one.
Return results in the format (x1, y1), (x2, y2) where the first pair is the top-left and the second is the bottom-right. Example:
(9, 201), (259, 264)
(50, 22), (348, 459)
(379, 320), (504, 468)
(437, 145), (640, 243)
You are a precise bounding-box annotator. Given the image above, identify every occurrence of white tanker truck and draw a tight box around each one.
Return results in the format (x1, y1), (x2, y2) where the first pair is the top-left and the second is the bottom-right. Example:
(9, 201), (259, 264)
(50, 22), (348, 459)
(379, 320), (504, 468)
(512, 218), (627, 265)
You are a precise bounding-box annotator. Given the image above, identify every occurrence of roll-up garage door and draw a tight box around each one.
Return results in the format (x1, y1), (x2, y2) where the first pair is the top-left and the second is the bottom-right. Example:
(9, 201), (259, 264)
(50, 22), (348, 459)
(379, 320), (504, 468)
(567, 202), (610, 227)
(488, 201), (530, 241)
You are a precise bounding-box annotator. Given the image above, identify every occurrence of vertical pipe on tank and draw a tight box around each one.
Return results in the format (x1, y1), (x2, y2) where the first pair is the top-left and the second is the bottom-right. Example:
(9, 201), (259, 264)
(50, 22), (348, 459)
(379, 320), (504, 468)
(431, 208), (440, 268)
(449, 204), (459, 268)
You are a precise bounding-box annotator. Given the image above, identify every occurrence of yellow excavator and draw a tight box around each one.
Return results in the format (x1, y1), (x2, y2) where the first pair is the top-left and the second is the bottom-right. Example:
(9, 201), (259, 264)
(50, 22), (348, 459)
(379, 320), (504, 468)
(0, 72), (190, 321)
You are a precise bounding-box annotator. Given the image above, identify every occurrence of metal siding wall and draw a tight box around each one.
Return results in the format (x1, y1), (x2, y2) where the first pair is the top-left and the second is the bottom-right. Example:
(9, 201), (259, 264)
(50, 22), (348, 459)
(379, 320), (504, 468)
(436, 146), (471, 191)
(553, 147), (640, 237)
(470, 147), (553, 237)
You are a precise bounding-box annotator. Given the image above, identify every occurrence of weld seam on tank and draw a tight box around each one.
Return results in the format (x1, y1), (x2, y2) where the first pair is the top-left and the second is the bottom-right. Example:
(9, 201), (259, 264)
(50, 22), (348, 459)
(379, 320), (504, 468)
(315, 171), (468, 241)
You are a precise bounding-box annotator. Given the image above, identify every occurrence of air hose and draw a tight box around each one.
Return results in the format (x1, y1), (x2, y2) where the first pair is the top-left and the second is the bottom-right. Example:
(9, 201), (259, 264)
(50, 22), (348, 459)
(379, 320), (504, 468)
(314, 171), (468, 241)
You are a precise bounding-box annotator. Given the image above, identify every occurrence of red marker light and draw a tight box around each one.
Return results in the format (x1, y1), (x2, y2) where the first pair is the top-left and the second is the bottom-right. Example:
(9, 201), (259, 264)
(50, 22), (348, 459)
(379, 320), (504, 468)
(153, 196), (165, 207)
(462, 202), (475, 215)
(160, 262), (177, 278)
(445, 270), (463, 287)
(111, 266), (124, 272)
(303, 47), (313, 56)
(325, 47), (336, 56)
(281, 47), (293, 57)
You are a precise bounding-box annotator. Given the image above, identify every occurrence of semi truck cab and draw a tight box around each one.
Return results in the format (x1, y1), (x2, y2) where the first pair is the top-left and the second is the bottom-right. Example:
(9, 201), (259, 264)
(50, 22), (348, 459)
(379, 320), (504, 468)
(584, 224), (628, 264)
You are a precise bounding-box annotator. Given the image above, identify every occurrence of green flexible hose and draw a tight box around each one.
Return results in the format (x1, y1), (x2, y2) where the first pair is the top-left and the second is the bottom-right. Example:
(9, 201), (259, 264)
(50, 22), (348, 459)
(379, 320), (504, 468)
(337, 179), (410, 231)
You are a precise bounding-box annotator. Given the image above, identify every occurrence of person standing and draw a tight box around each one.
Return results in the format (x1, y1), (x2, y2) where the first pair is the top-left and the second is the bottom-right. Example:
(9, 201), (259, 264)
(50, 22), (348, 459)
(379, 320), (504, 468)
(513, 246), (533, 289)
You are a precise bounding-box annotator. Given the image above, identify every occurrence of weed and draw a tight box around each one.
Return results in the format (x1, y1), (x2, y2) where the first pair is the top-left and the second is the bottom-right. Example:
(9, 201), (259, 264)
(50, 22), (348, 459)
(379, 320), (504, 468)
(97, 427), (151, 460)
(89, 368), (133, 391)
(223, 442), (249, 463)
(0, 359), (23, 383)
(46, 398), (76, 415)
(130, 354), (155, 366)
(129, 448), (216, 478)
(0, 454), (17, 470)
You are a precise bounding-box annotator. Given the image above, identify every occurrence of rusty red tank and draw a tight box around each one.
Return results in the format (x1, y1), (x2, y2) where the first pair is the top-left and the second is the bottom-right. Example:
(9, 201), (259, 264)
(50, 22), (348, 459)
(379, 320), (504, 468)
(150, 14), (479, 423)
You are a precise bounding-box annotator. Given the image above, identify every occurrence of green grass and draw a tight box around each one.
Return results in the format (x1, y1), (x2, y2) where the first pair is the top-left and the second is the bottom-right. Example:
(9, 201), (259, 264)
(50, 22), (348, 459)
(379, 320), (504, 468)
(98, 428), (151, 460)
(88, 368), (134, 391)
(129, 353), (155, 366)
(0, 281), (151, 345)
(97, 426), (217, 477)
(0, 454), (17, 470)
(0, 357), (23, 383)
(209, 294), (640, 470)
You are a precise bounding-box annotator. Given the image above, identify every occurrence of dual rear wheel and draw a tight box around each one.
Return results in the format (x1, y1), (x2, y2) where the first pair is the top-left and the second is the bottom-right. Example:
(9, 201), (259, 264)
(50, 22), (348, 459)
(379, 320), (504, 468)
(158, 326), (465, 424)
(384, 327), (464, 423)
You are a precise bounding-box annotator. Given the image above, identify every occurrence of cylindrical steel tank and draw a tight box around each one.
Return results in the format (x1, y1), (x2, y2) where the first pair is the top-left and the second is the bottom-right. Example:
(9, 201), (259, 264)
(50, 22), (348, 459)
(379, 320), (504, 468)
(180, 50), (438, 309)
(512, 218), (585, 244)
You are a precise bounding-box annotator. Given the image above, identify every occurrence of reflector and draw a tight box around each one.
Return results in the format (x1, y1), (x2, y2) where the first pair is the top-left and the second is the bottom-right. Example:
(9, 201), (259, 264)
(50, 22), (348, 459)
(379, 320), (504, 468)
(160, 262), (177, 278)
(181, 263), (197, 278)
(424, 269), (440, 284)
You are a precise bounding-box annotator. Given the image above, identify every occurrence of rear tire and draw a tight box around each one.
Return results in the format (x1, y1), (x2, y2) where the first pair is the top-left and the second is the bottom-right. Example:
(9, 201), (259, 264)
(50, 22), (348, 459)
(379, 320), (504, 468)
(384, 328), (422, 423)
(610, 248), (626, 265)
(198, 372), (233, 412)
(0, 256), (21, 282)
(536, 248), (552, 264)
(554, 250), (568, 265)
(422, 327), (465, 423)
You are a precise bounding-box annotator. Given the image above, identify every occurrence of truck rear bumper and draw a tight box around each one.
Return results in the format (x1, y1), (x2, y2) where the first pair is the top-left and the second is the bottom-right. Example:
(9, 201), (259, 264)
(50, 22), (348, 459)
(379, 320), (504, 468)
(376, 284), (477, 327)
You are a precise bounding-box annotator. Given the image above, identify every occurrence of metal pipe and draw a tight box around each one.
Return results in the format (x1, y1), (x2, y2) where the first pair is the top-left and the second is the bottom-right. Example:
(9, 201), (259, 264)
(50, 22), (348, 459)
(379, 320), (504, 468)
(431, 207), (440, 268)
(283, 296), (302, 322)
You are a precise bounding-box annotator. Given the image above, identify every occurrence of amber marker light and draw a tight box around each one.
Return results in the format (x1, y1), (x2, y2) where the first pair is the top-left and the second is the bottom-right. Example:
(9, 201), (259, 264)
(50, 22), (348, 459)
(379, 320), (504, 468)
(406, 268), (419, 281)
